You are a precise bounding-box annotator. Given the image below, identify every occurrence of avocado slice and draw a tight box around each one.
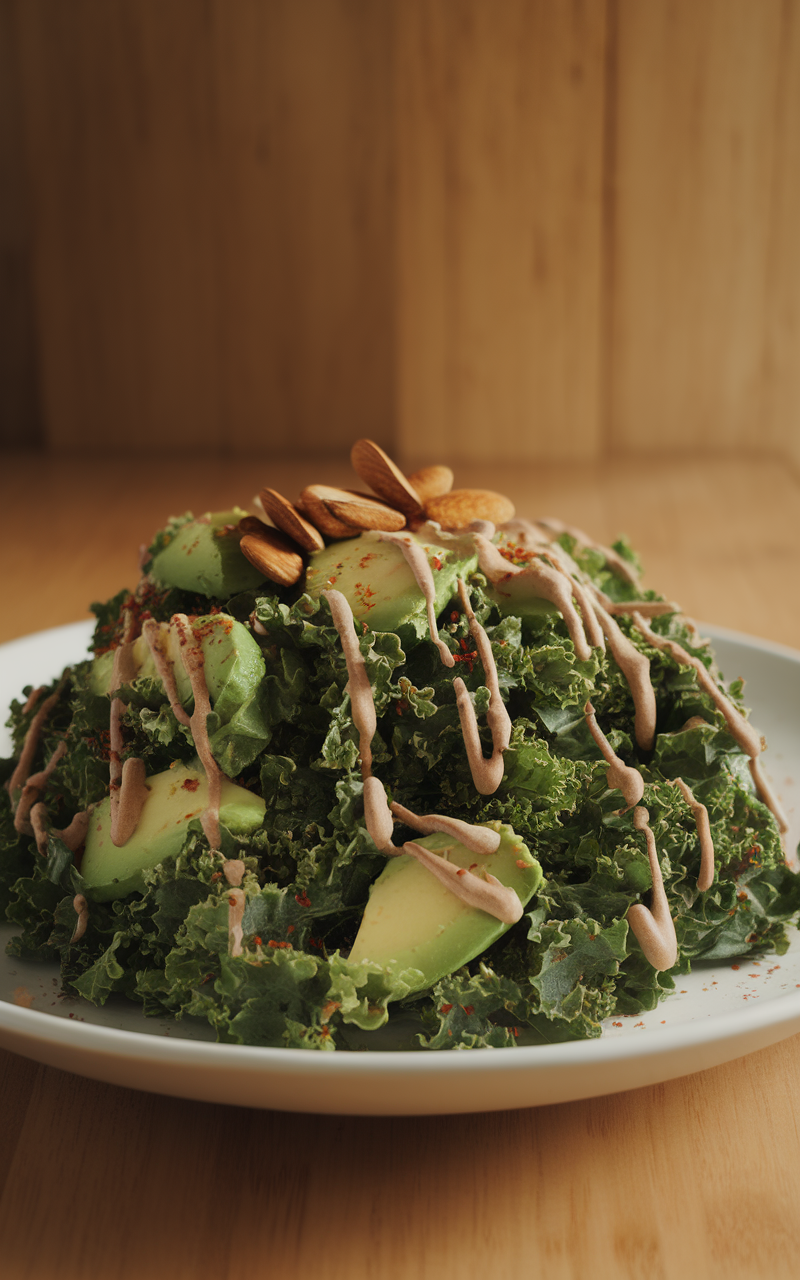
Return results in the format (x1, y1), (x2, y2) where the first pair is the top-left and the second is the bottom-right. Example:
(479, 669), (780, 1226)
(91, 614), (265, 724)
(304, 528), (479, 634)
(80, 762), (265, 900)
(347, 822), (541, 992)
(484, 572), (561, 625)
(149, 509), (267, 597)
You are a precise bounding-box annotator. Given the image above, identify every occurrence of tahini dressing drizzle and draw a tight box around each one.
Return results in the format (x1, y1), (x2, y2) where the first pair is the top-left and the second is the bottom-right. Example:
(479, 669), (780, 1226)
(322, 587), (522, 925)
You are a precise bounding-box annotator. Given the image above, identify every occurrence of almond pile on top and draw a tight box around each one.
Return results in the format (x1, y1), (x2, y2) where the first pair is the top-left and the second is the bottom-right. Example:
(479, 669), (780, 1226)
(238, 439), (516, 589)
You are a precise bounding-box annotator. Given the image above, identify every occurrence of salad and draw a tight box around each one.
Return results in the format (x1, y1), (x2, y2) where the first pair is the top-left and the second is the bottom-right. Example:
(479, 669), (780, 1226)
(2, 440), (798, 1051)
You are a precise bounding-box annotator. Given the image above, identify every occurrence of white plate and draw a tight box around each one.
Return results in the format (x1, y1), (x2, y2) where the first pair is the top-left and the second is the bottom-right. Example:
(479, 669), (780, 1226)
(1, 621), (799, 1115)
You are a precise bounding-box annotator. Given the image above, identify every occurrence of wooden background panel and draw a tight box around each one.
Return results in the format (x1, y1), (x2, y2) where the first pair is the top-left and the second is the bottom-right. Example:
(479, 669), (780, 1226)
(763, 0), (800, 473)
(607, 0), (790, 458)
(13, 0), (393, 456)
(394, 0), (607, 468)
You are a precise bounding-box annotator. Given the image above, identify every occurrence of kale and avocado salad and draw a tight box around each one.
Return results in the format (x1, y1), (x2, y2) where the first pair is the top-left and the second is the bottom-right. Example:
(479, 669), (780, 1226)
(2, 444), (798, 1051)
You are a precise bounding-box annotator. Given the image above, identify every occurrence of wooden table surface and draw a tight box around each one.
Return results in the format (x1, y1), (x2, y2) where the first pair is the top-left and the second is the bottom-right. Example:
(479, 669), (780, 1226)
(1, 450), (799, 1279)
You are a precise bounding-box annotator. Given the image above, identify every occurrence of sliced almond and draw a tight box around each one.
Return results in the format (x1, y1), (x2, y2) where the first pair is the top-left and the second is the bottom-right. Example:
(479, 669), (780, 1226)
(424, 488), (516, 530)
(240, 528), (305, 588)
(326, 494), (406, 532)
(259, 487), (325, 552)
(298, 485), (360, 538)
(406, 465), (454, 505)
(350, 439), (423, 519)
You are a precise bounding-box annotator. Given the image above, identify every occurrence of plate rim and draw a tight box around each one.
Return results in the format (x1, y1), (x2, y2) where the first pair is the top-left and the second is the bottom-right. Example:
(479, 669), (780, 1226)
(2, 618), (799, 1108)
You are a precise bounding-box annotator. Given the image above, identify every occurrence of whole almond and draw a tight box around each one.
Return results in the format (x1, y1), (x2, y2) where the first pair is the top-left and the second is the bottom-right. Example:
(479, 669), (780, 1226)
(259, 487), (325, 552)
(350, 439), (423, 519)
(240, 529), (305, 588)
(406, 465), (454, 505)
(238, 514), (272, 536)
(326, 494), (406, 532)
(424, 488), (515, 530)
(297, 485), (358, 538)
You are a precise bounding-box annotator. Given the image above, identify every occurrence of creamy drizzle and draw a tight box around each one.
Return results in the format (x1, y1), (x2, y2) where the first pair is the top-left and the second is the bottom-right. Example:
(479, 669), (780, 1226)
(171, 615), (225, 849)
(114, 757), (150, 846)
(472, 533), (594, 662)
(71, 894), (89, 944)
(535, 517), (641, 586)
(390, 801), (502, 857)
(632, 612), (789, 833)
(453, 578), (511, 795)
(6, 675), (69, 804)
(223, 859), (246, 956)
(591, 600), (656, 750)
(142, 616), (225, 849)
(626, 807), (678, 970)
(14, 740), (67, 833)
(403, 841), (523, 924)
(669, 778), (714, 891)
(378, 532), (455, 668)
(108, 621), (141, 846)
(324, 590), (520, 923)
(584, 702), (645, 809)
(322, 590), (377, 777)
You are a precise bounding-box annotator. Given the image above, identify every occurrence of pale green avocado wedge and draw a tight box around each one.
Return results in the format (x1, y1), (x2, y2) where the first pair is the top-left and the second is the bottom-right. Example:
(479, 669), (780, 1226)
(149, 508), (267, 597)
(90, 614), (264, 724)
(304, 528), (479, 633)
(347, 823), (541, 993)
(484, 572), (560, 625)
(80, 763), (265, 900)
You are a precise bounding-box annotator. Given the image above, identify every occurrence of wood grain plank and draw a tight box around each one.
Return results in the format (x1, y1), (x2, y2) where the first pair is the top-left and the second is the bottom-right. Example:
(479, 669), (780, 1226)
(394, 0), (607, 468)
(0, 0), (42, 448)
(762, 0), (800, 473)
(13, 0), (393, 456)
(0, 1036), (799, 1279)
(608, 0), (786, 457)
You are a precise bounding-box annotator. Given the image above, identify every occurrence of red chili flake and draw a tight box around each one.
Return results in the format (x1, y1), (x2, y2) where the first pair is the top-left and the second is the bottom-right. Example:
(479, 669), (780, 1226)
(450, 611), (460, 622)
(210, 872), (222, 882)
(295, 891), (311, 907)
(462, 1005), (474, 1016)
(456, 867), (467, 877)
(253, 936), (263, 946)
(431, 556), (443, 571)
(515, 859), (528, 869)
(612, 1021), (623, 1028)
(512, 1027), (519, 1038)
(287, 924), (295, 934)
(635, 1021), (645, 1028)
(440, 1003), (453, 1014)
(731, 964), (740, 970)
(182, 778), (200, 792)
(228, 895), (238, 907)
(268, 940), (292, 950)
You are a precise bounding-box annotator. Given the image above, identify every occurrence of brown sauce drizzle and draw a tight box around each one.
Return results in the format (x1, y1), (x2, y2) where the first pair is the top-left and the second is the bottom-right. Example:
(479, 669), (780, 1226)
(591, 601), (656, 751)
(631, 612), (789, 834)
(403, 840), (523, 924)
(14, 740), (67, 834)
(324, 588), (520, 923)
(71, 894), (89, 943)
(627, 807), (678, 970)
(378, 532), (455, 668)
(390, 801), (502, 857)
(535, 517), (641, 587)
(453, 578), (511, 795)
(142, 615), (225, 849)
(6, 674), (69, 806)
(322, 590), (377, 778)
(472, 532), (594, 662)
(223, 859), (246, 956)
(584, 702), (645, 810)
(669, 778), (714, 891)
